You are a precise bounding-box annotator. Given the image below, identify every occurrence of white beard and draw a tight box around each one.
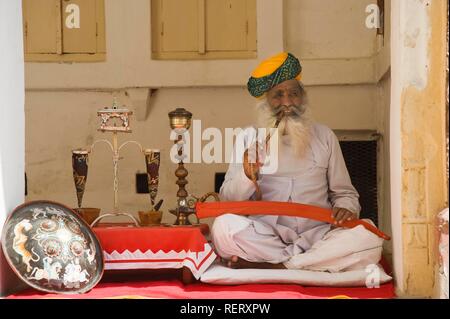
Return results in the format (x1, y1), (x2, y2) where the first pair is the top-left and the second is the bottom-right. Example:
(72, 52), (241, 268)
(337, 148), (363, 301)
(256, 99), (313, 158)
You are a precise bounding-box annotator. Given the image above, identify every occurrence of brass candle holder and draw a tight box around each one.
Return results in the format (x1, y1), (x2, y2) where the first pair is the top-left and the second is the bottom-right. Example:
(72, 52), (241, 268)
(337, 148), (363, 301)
(168, 108), (196, 225)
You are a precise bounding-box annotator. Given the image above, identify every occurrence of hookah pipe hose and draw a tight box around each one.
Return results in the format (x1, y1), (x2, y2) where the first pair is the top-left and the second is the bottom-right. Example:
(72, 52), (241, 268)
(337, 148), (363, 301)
(249, 112), (285, 201)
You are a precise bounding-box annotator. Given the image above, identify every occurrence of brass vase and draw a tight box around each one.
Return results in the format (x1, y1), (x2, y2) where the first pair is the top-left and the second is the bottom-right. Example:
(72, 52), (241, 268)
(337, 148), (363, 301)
(144, 149), (160, 209)
(72, 149), (89, 208)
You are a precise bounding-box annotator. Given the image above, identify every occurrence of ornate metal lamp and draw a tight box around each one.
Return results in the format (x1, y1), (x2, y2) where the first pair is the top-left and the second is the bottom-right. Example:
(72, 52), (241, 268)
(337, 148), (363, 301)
(168, 108), (196, 225)
(72, 99), (158, 227)
(94, 100), (133, 211)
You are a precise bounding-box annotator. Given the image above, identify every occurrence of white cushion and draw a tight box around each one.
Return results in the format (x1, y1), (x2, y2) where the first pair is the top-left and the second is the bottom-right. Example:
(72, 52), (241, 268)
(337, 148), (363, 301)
(200, 264), (392, 287)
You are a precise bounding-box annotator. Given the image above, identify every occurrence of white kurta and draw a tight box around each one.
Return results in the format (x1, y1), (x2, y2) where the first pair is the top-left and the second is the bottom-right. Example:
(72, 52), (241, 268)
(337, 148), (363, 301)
(212, 122), (383, 271)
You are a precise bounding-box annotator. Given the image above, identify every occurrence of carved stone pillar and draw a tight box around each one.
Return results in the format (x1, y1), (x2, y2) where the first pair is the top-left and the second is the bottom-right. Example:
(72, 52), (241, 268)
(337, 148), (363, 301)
(391, 0), (448, 297)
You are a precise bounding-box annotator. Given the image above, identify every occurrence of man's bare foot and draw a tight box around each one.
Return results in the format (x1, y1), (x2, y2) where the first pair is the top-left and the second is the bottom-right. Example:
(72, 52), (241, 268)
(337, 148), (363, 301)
(221, 255), (286, 269)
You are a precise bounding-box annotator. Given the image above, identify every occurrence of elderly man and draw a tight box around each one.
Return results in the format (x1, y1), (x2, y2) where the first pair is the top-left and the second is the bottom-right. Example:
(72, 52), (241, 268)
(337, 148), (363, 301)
(211, 52), (384, 271)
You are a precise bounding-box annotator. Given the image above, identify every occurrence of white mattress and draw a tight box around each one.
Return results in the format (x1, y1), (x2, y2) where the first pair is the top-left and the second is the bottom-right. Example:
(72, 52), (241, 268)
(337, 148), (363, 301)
(200, 264), (392, 287)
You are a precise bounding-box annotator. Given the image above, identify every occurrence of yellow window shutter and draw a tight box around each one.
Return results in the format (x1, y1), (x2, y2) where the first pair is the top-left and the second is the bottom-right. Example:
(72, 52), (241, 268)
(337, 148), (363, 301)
(151, 0), (256, 59)
(206, 0), (251, 52)
(161, 0), (199, 52)
(246, 0), (257, 51)
(62, 0), (97, 54)
(95, 0), (106, 54)
(23, 0), (61, 54)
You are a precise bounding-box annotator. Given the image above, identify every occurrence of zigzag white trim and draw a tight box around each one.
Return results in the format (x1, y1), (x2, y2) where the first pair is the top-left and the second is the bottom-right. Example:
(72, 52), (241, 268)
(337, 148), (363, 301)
(102, 243), (217, 279)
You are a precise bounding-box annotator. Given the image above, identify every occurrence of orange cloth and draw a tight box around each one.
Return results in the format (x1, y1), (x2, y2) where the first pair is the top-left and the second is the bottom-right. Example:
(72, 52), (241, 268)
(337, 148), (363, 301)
(196, 201), (390, 240)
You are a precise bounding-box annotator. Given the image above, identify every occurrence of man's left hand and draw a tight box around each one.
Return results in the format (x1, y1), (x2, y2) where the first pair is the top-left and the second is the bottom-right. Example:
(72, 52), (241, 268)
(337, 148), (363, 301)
(331, 207), (357, 226)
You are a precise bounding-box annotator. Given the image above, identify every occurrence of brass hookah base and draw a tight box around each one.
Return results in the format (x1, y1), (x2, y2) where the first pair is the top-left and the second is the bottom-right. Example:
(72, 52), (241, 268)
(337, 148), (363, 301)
(169, 192), (220, 226)
(169, 206), (198, 226)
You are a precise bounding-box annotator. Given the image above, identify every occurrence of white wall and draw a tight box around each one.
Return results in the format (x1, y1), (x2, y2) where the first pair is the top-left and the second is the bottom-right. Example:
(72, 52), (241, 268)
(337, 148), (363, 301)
(25, 0), (381, 89)
(0, 0), (25, 296)
(285, 0), (377, 59)
(25, 0), (285, 90)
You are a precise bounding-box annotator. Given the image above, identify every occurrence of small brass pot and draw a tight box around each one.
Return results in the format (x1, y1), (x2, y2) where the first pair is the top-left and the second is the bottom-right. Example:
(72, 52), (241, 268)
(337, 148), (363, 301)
(138, 210), (163, 226)
(74, 207), (101, 226)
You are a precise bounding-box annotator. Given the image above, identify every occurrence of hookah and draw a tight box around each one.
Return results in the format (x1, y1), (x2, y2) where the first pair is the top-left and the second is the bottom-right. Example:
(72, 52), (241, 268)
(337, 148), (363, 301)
(167, 108), (220, 226)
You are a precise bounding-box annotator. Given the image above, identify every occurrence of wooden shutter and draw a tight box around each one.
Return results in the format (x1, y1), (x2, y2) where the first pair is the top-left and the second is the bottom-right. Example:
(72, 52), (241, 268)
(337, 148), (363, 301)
(23, 0), (61, 54)
(161, 0), (199, 52)
(62, 0), (97, 53)
(206, 0), (248, 51)
(151, 0), (257, 59)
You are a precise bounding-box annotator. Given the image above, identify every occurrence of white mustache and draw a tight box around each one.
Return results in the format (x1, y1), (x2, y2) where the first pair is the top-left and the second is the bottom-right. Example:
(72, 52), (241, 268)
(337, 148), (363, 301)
(272, 105), (304, 119)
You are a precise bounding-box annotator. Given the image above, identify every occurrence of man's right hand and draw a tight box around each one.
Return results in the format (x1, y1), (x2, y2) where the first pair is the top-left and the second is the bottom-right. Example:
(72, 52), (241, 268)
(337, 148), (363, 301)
(243, 142), (265, 181)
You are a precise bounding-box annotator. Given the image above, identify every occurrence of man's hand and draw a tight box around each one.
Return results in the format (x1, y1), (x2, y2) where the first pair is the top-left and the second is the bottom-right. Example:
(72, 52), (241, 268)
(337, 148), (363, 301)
(331, 207), (357, 226)
(243, 142), (266, 181)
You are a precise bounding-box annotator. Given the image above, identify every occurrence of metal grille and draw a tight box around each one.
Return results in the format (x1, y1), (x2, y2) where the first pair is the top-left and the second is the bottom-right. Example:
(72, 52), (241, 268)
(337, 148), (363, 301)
(215, 140), (379, 225)
(339, 140), (378, 226)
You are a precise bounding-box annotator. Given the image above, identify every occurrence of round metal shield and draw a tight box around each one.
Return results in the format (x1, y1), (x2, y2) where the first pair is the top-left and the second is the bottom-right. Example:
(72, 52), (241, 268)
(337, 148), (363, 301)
(1, 200), (104, 294)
